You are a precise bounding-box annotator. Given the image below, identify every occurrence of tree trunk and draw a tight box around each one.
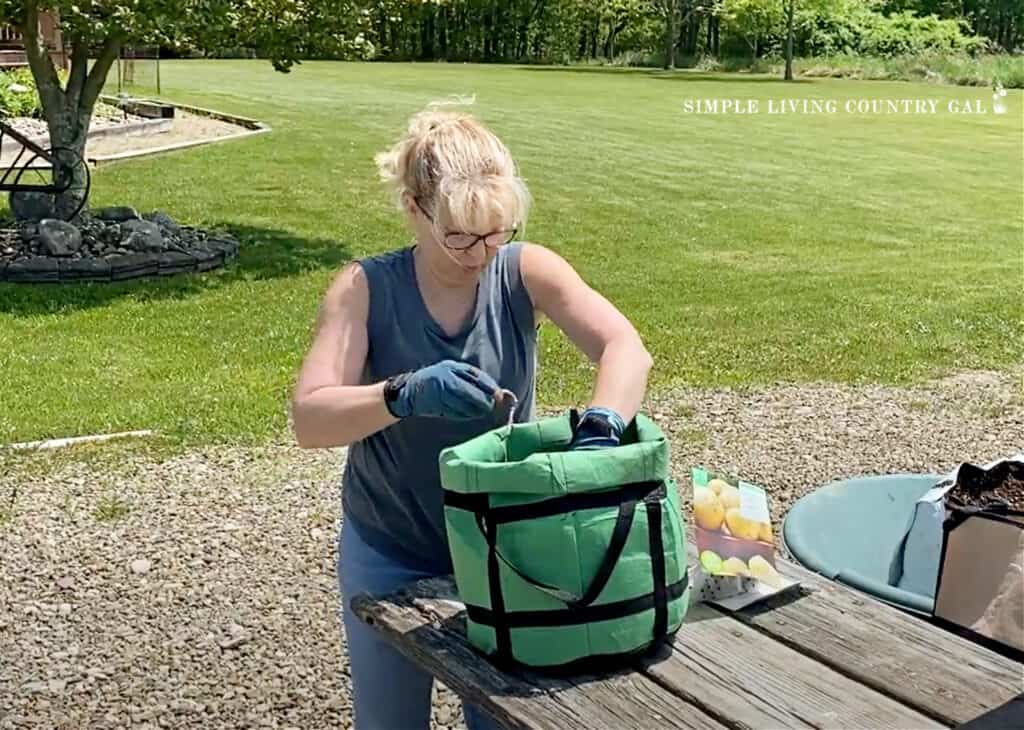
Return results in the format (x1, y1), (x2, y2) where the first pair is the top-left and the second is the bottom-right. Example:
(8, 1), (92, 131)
(377, 7), (387, 54)
(440, 7), (449, 60)
(784, 0), (796, 81)
(423, 4), (435, 60)
(49, 109), (90, 219)
(607, 19), (627, 60)
(664, 2), (680, 69)
(686, 12), (699, 56)
(713, 16), (720, 56)
(17, 4), (121, 219)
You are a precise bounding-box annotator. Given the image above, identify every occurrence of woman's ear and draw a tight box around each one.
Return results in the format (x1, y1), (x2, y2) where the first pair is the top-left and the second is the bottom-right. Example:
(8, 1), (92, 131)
(401, 191), (417, 217)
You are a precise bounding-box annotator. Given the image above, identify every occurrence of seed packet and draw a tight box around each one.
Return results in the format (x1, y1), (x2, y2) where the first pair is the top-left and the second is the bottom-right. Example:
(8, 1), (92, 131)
(691, 467), (785, 589)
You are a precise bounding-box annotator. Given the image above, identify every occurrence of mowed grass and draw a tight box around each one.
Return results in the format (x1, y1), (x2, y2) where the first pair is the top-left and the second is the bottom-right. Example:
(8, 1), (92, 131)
(0, 62), (1020, 446)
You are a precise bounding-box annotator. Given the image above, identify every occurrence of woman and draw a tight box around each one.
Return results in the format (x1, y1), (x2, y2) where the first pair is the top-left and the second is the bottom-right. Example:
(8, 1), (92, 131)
(291, 105), (653, 730)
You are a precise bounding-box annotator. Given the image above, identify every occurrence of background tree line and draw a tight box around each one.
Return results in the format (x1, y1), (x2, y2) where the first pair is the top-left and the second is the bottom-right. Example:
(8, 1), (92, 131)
(333, 0), (1020, 67)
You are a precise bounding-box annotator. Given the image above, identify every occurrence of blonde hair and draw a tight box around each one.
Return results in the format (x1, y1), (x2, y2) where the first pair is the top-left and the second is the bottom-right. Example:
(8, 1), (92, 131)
(375, 101), (531, 235)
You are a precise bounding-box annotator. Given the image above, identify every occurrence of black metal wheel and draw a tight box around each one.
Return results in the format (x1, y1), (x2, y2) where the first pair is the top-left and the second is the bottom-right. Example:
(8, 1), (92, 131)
(8, 146), (91, 221)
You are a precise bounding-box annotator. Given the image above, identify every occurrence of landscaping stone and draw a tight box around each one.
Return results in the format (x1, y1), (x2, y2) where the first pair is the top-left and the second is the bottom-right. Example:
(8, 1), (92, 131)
(121, 220), (164, 253)
(95, 206), (141, 223)
(9, 192), (55, 222)
(38, 220), (83, 256)
(0, 210), (239, 283)
(6, 256), (58, 282)
(147, 211), (179, 232)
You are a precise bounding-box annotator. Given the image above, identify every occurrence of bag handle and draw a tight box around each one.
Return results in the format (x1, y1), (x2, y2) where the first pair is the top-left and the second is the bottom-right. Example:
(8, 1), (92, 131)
(476, 498), (638, 610)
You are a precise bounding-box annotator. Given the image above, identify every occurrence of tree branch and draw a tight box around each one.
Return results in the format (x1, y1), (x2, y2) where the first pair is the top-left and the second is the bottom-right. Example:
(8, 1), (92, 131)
(66, 39), (89, 112)
(19, 0), (63, 124)
(80, 36), (123, 114)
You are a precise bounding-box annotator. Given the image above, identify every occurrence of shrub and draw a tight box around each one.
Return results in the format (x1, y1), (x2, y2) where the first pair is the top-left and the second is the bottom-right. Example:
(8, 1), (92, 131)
(0, 67), (41, 118)
(787, 52), (1024, 88)
(801, 1), (989, 59)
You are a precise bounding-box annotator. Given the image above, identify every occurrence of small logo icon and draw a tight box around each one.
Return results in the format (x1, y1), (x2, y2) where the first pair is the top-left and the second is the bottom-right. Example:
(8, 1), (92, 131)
(993, 81), (1007, 115)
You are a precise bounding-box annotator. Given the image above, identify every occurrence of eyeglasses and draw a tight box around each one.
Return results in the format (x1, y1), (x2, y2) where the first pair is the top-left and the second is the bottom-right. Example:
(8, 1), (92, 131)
(415, 197), (517, 251)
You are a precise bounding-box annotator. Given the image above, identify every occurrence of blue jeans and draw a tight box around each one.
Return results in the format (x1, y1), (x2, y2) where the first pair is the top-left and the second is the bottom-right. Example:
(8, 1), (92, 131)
(337, 517), (497, 730)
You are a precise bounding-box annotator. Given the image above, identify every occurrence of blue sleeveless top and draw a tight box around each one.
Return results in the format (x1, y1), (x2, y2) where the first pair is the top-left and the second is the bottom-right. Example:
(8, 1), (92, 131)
(342, 243), (537, 573)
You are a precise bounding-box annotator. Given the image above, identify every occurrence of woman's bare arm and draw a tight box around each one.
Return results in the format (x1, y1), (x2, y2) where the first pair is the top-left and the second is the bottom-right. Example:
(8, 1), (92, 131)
(520, 243), (653, 424)
(291, 262), (398, 448)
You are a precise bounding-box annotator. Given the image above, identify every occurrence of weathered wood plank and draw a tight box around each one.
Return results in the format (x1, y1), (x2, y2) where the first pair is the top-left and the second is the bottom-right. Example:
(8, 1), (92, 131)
(351, 577), (727, 730)
(643, 603), (944, 729)
(685, 546), (1023, 725)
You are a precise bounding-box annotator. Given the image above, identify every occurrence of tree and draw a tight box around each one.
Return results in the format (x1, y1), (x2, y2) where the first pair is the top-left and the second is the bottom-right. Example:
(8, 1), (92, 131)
(650, 0), (682, 67)
(0, 1), (369, 218)
(784, 0), (795, 79)
(720, 0), (784, 57)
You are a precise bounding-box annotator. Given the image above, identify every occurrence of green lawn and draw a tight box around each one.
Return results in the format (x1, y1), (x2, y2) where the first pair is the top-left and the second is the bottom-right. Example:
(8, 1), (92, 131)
(0, 61), (1020, 446)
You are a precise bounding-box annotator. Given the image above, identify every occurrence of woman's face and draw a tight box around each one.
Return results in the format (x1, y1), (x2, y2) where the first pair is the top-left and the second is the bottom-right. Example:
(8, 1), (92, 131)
(408, 195), (516, 281)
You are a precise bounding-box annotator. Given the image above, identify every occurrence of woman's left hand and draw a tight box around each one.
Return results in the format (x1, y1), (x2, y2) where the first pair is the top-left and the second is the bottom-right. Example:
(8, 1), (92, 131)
(569, 406), (627, 450)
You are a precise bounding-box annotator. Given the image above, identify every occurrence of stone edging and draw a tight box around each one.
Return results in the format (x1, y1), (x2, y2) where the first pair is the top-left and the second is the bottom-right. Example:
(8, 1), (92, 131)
(90, 95), (272, 167)
(0, 235), (241, 284)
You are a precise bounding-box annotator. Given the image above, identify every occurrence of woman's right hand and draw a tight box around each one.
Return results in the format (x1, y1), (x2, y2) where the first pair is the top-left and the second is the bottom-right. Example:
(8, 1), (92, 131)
(388, 360), (500, 420)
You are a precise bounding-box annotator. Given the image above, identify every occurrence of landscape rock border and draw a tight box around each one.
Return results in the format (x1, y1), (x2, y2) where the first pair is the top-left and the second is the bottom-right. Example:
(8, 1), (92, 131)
(0, 207), (241, 284)
(0, 97), (266, 285)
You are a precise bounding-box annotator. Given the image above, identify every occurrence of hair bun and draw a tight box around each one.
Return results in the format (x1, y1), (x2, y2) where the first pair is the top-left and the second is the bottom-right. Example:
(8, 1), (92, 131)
(375, 99), (531, 235)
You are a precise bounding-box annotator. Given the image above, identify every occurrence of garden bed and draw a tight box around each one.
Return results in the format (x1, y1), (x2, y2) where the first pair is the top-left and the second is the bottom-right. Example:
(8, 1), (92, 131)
(0, 97), (268, 170)
(0, 207), (240, 283)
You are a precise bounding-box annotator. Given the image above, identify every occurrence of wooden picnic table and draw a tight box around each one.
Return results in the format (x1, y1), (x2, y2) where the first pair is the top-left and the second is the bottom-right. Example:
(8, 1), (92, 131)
(352, 546), (1023, 729)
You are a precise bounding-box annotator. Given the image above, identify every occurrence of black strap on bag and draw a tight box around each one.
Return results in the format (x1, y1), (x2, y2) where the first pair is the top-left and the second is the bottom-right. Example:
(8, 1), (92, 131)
(476, 498), (638, 609)
(451, 480), (663, 607)
(445, 478), (681, 664)
(646, 496), (669, 645)
(483, 515), (512, 659)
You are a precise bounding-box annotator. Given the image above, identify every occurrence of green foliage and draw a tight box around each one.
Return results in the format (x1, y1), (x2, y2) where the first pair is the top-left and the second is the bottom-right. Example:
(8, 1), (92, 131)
(94, 492), (131, 522)
(0, 68), (42, 117)
(0, 2), (373, 70)
(0, 66), (75, 117)
(343, 0), (1007, 73)
(802, 3), (989, 58)
(721, 0), (785, 55)
(796, 50), (1024, 86)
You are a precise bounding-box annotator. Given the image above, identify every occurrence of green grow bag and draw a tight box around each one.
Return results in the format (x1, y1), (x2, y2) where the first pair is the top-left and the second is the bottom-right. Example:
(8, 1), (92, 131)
(439, 411), (690, 672)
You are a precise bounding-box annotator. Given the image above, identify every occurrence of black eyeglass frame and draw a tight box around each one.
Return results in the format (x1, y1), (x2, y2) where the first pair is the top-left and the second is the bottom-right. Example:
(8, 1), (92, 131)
(414, 196), (518, 252)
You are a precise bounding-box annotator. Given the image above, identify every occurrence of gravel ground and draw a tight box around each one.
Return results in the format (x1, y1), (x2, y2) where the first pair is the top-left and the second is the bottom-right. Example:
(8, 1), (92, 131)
(1, 368), (1021, 729)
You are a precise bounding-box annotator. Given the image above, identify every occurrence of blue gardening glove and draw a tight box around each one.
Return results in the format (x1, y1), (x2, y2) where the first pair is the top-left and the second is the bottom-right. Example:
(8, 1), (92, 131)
(385, 360), (499, 420)
(569, 407), (627, 450)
